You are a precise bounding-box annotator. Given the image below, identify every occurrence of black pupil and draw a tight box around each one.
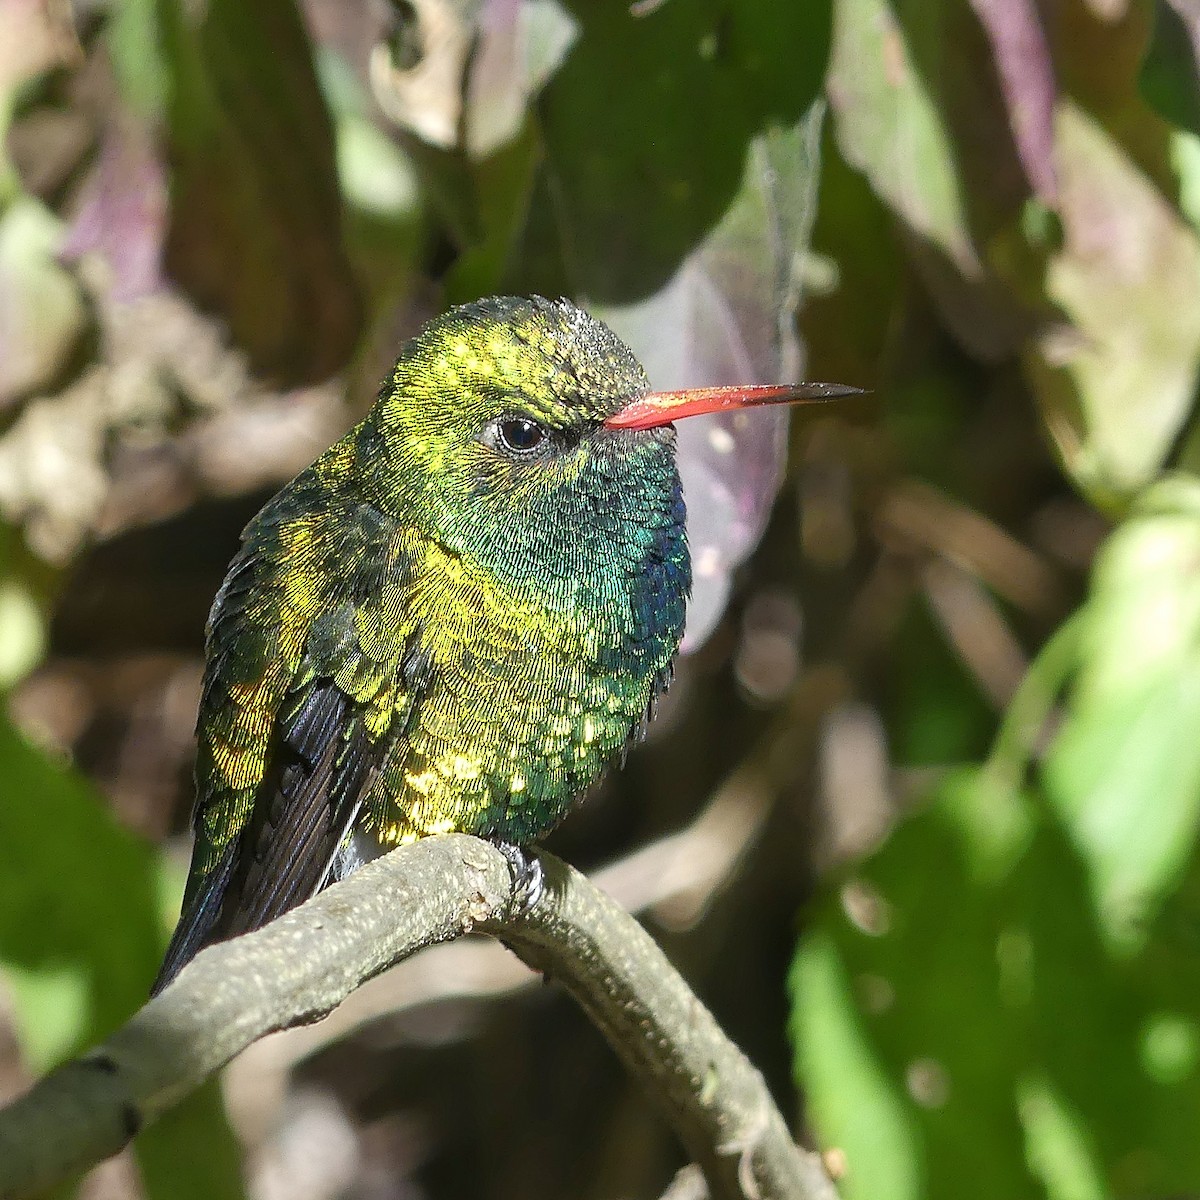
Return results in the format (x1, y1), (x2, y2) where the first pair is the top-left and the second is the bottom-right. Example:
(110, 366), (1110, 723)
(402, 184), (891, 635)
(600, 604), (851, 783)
(500, 418), (544, 453)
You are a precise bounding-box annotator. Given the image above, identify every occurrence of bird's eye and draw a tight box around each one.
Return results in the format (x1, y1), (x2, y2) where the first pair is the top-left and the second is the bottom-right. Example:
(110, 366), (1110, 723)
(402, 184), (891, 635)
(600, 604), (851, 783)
(495, 416), (546, 456)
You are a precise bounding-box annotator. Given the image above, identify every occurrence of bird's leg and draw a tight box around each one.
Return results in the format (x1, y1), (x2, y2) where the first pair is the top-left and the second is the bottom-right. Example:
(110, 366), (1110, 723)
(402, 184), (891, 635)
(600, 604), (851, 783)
(493, 840), (544, 915)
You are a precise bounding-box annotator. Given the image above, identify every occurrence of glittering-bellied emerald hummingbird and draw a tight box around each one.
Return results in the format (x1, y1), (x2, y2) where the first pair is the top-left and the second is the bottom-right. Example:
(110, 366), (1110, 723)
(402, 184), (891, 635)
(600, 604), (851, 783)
(153, 296), (856, 992)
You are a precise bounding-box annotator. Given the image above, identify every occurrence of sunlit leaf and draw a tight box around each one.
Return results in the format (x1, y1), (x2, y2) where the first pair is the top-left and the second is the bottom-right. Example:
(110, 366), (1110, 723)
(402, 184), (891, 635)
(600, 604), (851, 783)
(1027, 106), (1200, 504)
(0, 575), (43, 687)
(1043, 475), (1200, 944)
(791, 929), (923, 1200)
(321, 50), (421, 222)
(0, 196), (88, 405)
(830, 0), (1198, 499)
(791, 771), (1040, 1200)
(829, 0), (974, 277)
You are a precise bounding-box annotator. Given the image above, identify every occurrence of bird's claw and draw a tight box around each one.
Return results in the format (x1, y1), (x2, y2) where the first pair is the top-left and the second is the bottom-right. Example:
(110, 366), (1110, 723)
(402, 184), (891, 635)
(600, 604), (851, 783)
(494, 840), (544, 915)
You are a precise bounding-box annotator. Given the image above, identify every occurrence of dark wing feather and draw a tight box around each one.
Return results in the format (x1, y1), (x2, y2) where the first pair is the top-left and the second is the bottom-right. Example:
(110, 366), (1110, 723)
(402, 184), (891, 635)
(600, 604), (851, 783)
(152, 680), (383, 993)
(152, 496), (423, 995)
(226, 680), (378, 935)
(151, 839), (239, 990)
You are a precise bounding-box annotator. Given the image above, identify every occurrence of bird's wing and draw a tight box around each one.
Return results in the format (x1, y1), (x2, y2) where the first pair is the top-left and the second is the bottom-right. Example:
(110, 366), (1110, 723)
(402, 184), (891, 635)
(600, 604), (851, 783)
(153, 492), (426, 992)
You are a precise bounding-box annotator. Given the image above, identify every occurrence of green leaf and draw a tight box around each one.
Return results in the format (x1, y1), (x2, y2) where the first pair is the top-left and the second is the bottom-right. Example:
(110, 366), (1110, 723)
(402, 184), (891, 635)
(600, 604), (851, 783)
(137, 1081), (245, 1200)
(826, 0), (1032, 362)
(0, 197), (88, 405)
(1139, 0), (1200, 139)
(791, 929), (923, 1200)
(1016, 1076), (1108, 1200)
(828, 0), (975, 282)
(0, 718), (244, 1198)
(790, 770), (1041, 1200)
(105, 0), (170, 122)
(798, 118), (901, 386)
(540, 0), (831, 302)
(886, 597), (996, 767)
(1043, 475), (1200, 945)
(0, 721), (161, 1043)
(444, 116), (542, 303)
(792, 749), (1200, 1198)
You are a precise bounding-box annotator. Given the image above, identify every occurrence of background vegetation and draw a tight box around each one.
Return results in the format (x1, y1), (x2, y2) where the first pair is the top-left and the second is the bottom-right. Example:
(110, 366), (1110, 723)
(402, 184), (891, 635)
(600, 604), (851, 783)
(2, 0), (1199, 1197)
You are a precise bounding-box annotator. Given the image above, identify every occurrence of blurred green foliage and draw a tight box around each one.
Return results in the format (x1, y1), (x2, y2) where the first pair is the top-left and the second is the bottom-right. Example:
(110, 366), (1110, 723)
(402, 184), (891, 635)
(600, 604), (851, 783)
(0, 718), (241, 1198)
(1, 0), (1199, 1197)
(789, 2), (1200, 1195)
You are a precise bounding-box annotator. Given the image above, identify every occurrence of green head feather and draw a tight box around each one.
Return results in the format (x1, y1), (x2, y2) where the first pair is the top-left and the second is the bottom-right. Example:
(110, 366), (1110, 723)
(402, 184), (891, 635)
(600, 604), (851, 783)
(363, 296), (687, 615)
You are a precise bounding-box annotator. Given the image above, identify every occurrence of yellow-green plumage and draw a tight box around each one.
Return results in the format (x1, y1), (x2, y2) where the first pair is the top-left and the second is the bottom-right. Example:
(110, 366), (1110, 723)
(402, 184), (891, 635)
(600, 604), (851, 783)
(154, 296), (689, 990)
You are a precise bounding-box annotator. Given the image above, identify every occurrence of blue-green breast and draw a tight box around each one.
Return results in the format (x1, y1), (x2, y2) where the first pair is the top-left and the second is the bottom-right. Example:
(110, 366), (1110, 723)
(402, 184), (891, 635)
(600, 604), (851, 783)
(358, 422), (691, 847)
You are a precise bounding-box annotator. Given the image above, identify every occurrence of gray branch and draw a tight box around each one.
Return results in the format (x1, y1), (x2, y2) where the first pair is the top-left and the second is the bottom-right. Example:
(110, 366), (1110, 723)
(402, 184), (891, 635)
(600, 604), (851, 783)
(0, 835), (835, 1200)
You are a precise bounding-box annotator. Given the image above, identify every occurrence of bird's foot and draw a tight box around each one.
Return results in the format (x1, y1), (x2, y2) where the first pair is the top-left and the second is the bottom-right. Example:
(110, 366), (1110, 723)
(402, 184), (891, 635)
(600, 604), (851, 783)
(494, 840), (544, 915)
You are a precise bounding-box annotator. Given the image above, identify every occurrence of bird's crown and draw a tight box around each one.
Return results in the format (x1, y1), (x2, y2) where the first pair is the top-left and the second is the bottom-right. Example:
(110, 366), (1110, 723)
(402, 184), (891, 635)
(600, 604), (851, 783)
(383, 295), (648, 433)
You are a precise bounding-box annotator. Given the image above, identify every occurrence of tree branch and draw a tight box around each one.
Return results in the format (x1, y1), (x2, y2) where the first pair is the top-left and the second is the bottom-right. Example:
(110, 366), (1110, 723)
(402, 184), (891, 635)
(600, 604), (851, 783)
(0, 835), (835, 1200)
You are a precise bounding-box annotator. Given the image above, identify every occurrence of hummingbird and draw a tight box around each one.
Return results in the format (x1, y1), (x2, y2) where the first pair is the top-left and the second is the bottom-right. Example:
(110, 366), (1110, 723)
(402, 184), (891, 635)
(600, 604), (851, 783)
(152, 296), (855, 993)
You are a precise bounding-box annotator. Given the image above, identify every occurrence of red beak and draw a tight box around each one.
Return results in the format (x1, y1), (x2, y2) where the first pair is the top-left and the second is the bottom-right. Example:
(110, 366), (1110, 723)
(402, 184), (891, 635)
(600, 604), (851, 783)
(604, 382), (864, 431)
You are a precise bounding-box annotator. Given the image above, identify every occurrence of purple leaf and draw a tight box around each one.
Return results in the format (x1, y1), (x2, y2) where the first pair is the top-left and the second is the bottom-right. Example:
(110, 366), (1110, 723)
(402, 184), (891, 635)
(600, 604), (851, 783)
(601, 263), (791, 652)
(967, 0), (1059, 205)
(597, 114), (824, 652)
(60, 115), (168, 303)
(107, 0), (362, 384)
(464, 0), (578, 157)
